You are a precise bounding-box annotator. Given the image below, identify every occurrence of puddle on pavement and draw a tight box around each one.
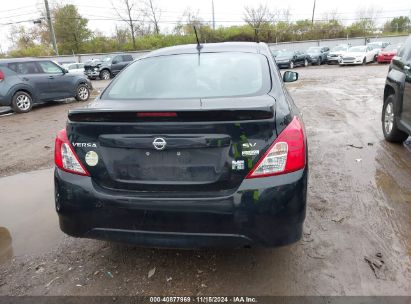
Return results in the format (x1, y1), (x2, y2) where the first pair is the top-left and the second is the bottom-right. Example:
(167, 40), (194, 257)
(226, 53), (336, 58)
(0, 169), (62, 264)
(375, 141), (411, 258)
(376, 169), (411, 204)
(0, 227), (13, 263)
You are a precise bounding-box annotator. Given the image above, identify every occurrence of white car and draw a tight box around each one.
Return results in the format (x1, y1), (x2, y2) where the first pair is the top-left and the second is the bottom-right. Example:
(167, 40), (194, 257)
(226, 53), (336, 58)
(339, 46), (375, 66)
(62, 63), (85, 76)
(367, 41), (390, 58)
(327, 44), (350, 64)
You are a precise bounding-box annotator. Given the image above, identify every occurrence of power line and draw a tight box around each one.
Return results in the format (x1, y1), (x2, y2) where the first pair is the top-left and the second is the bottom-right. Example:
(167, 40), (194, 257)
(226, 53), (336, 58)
(2, 14), (409, 26)
(0, 5), (37, 13)
(0, 11), (44, 20)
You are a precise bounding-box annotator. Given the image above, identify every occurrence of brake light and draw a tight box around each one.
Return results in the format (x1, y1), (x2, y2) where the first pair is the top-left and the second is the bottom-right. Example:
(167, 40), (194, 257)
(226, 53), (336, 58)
(137, 112), (177, 117)
(246, 117), (305, 178)
(54, 129), (89, 176)
(0, 70), (4, 82)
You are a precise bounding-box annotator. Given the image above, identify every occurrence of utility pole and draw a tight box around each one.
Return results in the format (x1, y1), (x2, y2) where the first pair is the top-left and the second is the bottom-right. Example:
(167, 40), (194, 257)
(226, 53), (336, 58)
(44, 0), (58, 55)
(212, 0), (215, 30)
(311, 0), (316, 25)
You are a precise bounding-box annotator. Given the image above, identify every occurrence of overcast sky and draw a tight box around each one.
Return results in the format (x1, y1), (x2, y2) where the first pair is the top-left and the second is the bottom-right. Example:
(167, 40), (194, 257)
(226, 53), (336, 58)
(1, 0), (410, 52)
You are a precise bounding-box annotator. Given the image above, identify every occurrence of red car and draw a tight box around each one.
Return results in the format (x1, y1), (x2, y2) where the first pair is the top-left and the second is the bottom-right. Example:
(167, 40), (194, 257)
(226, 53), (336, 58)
(377, 43), (403, 63)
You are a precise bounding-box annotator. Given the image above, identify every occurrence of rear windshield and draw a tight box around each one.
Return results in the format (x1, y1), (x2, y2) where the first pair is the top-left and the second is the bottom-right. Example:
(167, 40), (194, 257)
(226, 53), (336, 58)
(102, 52), (270, 100)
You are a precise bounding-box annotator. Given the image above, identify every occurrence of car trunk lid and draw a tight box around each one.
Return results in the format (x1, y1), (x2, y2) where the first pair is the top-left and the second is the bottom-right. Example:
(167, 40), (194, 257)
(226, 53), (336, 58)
(67, 96), (277, 194)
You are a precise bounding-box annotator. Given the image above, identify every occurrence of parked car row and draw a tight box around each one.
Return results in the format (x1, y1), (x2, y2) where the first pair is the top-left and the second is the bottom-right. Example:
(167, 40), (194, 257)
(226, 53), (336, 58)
(271, 41), (401, 68)
(59, 53), (134, 80)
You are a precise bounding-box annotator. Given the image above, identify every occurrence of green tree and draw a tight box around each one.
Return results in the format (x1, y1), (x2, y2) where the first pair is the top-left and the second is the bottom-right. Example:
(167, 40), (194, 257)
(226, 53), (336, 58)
(389, 16), (411, 32)
(346, 19), (375, 37)
(7, 25), (53, 57)
(53, 4), (91, 54)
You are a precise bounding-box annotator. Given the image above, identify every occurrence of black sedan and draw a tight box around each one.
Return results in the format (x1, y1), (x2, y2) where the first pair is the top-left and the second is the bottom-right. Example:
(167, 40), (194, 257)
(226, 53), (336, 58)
(54, 42), (308, 249)
(275, 50), (310, 69)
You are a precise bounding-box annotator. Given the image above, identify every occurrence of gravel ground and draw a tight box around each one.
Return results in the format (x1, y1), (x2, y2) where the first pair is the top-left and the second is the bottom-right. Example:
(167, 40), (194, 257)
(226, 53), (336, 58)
(0, 65), (411, 296)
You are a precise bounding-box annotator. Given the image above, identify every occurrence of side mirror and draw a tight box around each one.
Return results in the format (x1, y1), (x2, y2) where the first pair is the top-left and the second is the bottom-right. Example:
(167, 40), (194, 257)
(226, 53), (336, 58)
(62, 68), (69, 74)
(283, 71), (298, 83)
(112, 60), (119, 64)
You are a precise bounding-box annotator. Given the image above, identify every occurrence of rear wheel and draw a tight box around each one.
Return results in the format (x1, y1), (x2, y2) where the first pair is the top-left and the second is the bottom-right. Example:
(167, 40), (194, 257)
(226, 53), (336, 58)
(12, 91), (33, 113)
(289, 61), (294, 69)
(75, 84), (90, 101)
(99, 69), (111, 80)
(382, 95), (408, 143)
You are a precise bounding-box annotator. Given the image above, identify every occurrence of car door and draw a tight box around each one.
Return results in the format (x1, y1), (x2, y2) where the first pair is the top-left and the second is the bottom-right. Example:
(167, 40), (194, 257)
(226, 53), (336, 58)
(8, 61), (51, 101)
(77, 63), (85, 75)
(294, 51), (302, 65)
(322, 47), (330, 60)
(37, 60), (73, 99)
(110, 55), (124, 76)
(121, 55), (133, 66)
(366, 47), (374, 62)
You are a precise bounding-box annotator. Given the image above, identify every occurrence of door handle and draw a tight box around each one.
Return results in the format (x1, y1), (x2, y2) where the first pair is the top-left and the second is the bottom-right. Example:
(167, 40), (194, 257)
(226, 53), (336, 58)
(48, 75), (54, 79)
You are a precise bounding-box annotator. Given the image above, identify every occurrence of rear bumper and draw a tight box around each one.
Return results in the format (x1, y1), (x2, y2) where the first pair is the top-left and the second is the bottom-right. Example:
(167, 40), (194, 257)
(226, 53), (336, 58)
(55, 167), (307, 248)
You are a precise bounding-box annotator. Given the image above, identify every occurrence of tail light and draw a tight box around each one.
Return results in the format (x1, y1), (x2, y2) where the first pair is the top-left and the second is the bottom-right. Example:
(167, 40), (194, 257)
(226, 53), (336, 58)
(0, 70), (4, 82)
(54, 129), (89, 176)
(246, 117), (305, 178)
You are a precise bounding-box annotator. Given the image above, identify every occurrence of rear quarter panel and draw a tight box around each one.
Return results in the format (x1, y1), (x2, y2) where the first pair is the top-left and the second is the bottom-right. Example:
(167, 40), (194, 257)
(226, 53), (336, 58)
(0, 67), (36, 105)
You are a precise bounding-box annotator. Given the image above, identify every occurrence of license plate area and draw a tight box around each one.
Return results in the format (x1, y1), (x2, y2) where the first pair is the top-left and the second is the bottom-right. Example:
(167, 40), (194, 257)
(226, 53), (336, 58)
(105, 147), (230, 183)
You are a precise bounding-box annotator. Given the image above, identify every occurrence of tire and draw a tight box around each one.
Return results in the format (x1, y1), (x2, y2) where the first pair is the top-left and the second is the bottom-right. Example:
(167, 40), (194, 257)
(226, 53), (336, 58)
(75, 84), (90, 102)
(304, 59), (308, 67)
(11, 91), (33, 113)
(317, 58), (321, 65)
(99, 69), (111, 80)
(362, 57), (367, 65)
(289, 61), (294, 69)
(382, 95), (408, 143)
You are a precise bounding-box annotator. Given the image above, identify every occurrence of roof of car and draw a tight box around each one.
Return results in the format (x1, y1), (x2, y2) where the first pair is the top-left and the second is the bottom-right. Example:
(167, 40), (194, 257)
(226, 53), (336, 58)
(0, 57), (54, 64)
(143, 42), (269, 58)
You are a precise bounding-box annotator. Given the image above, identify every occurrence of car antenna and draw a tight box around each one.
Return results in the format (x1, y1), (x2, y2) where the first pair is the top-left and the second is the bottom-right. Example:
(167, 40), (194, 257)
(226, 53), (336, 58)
(193, 26), (203, 52)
